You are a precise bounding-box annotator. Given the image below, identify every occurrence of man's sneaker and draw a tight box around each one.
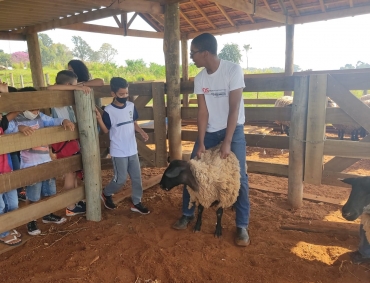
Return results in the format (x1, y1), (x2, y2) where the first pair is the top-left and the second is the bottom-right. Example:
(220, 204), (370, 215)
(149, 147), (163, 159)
(101, 192), (117, 210)
(42, 213), (67, 224)
(131, 202), (150, 215)
(27, 221), (41, 236)
(172, 215), (194, 230)
(18, 190), (26, 202)
(66, 203), (86, 216)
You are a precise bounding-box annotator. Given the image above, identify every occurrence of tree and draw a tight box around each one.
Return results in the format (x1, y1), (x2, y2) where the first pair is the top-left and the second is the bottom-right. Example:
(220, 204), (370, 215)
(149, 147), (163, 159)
(38, 33), (53, 47)
(11, 51), (29, 64)
(54, 43), (73, 66)
(218, 43), (242, 64)
(125, 59), (146, 75)
(293, 64), (301, 72)
(0, 50), (11, 66)
(340, 63), (355, 70)
(99, 43), (118, 63)
(356, 61), (370, 69)
(89, 51), (102, 63)
(243, 44), (252, 69)
(71, 36), (93, 61)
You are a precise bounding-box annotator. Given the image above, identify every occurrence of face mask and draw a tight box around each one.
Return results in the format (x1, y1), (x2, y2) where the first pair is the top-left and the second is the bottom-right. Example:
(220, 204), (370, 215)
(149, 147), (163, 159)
(116, 97), (127, 104)
(23, 110), (39, 120)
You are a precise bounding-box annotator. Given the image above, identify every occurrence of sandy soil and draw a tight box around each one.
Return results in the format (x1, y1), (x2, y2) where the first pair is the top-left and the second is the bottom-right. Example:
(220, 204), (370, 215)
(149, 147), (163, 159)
(1, 136), (370, 283)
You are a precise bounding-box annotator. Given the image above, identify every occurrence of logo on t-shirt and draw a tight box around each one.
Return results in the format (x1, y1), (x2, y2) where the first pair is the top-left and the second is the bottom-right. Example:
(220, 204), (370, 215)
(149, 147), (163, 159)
(209, 89), (227, 98)
(129, 111), (133, 120)
(202, 88), (209, 93)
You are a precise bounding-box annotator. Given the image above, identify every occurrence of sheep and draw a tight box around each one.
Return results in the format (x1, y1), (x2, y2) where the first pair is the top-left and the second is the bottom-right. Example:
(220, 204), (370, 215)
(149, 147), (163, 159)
(341, 176), (370, 242)
(159, 144), (240, 238)
(274, 96), (337, 136)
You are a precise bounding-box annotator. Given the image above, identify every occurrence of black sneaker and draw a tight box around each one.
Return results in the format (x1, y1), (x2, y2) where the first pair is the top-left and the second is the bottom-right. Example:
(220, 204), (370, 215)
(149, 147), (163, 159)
(42, 213), (67, 224)
(18, 190), (26, 202)
(101, 192), (117, 210)
(66, 203), (86, 217)
(27, 220), (41, 236)
(131, 202), (150, 215)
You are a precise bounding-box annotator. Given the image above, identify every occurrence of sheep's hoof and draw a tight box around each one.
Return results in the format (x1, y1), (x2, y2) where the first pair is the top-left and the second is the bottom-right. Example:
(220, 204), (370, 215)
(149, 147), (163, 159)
(193, 229), (200, 233)
(214, 230), (222, 238)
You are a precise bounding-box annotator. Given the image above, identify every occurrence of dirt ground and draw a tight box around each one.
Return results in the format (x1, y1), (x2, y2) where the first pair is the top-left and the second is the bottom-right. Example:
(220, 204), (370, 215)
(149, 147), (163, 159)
(1, 135), (370, 283)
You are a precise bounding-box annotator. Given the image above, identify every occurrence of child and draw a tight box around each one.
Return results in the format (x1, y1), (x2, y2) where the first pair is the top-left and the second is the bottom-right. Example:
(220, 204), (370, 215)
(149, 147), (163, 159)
(0, 81), (22, 246)
(6, 87), (75, 236)
(48, 70), (90, 216)
(96, 77), (150, 214)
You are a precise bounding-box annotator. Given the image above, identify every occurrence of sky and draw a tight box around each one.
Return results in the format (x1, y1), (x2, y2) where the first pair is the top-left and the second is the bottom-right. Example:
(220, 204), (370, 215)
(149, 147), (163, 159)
(1, 12), (370, 71)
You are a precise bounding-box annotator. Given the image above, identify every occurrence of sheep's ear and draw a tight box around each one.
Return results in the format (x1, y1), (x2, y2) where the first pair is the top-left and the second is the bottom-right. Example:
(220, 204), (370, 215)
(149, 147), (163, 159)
(340, 178), (355, 185)
(165, 167), (185, 178)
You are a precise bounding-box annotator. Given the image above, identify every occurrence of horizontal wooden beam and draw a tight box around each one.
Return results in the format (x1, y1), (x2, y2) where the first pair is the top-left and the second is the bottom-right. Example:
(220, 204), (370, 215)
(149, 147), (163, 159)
(0, 90), (74, 113)
(0, 126), (79, 155)
(321, 171), (360, 188)
(93, 84), (153, 98)
(60, 23), (164, 39)
(325, 108), (359, 125)
(0, 155), (82, 194)
(0, 31), (26, 41)
(211, 0), (292, 24)
(248, 161), (288, 177)
(0, 186), (85, 236)
(324, 140), (370, 159)
(99, 132), (155, 148)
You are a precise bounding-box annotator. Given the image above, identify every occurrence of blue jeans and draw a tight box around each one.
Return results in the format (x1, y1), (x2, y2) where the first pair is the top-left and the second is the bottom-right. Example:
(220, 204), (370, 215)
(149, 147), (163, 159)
(182, 124), (250, 228)
(26, 179), (56, 202)
(0, 189), (18, 238)
(359, 224), (370, 258)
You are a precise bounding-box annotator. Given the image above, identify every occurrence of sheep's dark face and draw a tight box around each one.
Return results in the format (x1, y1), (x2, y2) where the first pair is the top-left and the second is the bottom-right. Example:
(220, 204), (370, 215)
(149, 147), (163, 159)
(342, 177), (370, 221)
(160, 160), (189, 191)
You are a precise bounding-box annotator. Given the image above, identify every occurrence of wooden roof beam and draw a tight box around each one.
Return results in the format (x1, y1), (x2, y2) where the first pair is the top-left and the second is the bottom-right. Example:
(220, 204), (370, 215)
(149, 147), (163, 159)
(180, 11), (199, 31)
(318, 0), (326, 12)
(60, 23), (164, 39)
(289, 0), (300, 16)
(128, 13), (138, 28)
(190, 0), (217, 29)
(139, 13), (162, 31)
(74, 0), (164, 14)
(21, 8), (122, 34)
(349, 0), (354, 8)
(113, 15), (122, 28)
(151, 14), (165, 26)
(211, 0), (293, 24)
(262, 0), (272, 10)
(215, 3), (235, 26)
(0, 31), (26, 41)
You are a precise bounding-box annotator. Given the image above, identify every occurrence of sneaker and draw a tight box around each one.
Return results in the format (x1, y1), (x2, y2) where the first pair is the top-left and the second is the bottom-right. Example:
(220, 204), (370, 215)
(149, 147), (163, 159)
(172, 215), (194, 230)
(27, 221), (41, 236)
(66, 203), (86, 216)
(101, 192), (117, 210)
(131, 202), (150, 215)
(42, 213), (67, 224)
(18, 190), (26, 202)
(235, 227), (251, 247)
(350, 251), (370, 265)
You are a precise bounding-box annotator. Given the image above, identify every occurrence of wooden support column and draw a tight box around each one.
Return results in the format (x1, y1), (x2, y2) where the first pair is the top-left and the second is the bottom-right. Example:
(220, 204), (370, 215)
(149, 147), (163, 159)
(152, 82), (168, 167)
(284, 25), (294, 96)
(304, 74), (328, 185)
(74, 90), (102, 222)
(181, 34), (189, 107)
(164, 3), (182, 161)
(288, 76), (309, 209)
(26, 33), (45, 88)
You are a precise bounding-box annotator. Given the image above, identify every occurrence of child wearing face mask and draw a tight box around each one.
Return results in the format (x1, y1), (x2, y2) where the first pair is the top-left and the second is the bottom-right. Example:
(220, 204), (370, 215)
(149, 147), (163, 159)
(5, 87), (75, 236)
(95, 77), (150, 215)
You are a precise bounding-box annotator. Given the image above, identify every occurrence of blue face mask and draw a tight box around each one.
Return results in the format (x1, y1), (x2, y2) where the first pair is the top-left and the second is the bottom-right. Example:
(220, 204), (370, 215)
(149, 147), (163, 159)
(116, 97), (127, 104)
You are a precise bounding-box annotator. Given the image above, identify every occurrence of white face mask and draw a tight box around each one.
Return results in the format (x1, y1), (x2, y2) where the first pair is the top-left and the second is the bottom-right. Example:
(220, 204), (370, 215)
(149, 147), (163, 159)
(23, 110), (39, 120)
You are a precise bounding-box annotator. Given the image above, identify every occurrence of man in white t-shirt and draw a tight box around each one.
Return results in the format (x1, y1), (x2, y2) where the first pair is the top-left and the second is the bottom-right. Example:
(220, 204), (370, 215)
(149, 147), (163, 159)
(172, 33), (250, 246)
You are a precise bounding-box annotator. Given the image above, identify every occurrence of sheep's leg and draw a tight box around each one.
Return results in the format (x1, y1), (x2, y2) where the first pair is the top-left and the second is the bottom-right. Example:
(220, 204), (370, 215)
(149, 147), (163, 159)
(214, 207), (223, 238)
(339, 130), (344, 140)
(193, 204), (204, 233)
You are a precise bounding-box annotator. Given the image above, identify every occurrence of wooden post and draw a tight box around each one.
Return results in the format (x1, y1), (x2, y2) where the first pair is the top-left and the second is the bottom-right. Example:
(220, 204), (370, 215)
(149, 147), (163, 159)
(288, 76), (309, 209)
(10, 73), (14, 87)
(164, 2), (182, 161)
(152, 82), (168, 167)
(284, 24), (294, 96)
(45, 73), (50, 86)
(26, 33), (45, 88)
(304, 74), (328, 185)
(74, 89), (102, 222)
(181, 34), (189, 107)
(20, 75), (24, 87)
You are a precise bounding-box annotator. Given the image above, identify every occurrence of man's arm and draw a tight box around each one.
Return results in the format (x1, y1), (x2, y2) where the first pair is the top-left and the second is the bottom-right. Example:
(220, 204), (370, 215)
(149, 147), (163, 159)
(196, 94), (209, 158)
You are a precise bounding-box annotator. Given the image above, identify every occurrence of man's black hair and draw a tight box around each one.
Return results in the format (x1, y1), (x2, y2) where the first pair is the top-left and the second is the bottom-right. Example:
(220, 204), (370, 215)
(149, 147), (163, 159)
(7, 86), (18, 92)
(56, 70), (78, 85)
(110, 77), (129, 93)
(18, 87), (37, 92)
(191, 33), (218, 55)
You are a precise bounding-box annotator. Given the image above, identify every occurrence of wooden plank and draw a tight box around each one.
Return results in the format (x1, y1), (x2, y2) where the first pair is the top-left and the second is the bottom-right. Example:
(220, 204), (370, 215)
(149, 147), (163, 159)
(215, 3), (235, 26)
(325, 108), (359, 124)
(0, 31), (26, 40)
(324, 135), (370, 172)
(152, 82), (168, 167)
(74, 90), (101, 222)
(248, 161), (288, 177)
(288, 76), (309, 208)
(137, 139), (156, 167)
(324, 140), (370, 159)
(180, 11), (199, 31)
(327, 75), (370, 133)
(0, 126), (79, 155)
(93, 84), (153, 98)
(321, 171), (361, 188)
(0, 90), (74, 112)
(0, 155), (82, 194)
(304, 74), (327, 185)
(0, 186), (85, 236)
(99, 132), (155, 148)
(190, 0), (217, 29)
(133, 95), (153, 109)
(284, 24), (294, 96)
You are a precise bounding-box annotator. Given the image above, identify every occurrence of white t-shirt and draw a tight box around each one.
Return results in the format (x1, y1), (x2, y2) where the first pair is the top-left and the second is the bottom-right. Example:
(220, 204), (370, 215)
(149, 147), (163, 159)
(194, 59), (245, 132)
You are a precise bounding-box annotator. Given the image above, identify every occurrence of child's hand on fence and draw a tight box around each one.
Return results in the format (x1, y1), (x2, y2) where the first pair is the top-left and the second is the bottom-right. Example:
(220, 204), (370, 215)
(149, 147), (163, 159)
(95, 107), (102, 120)
(62, 119), (75, 131)
(140, 131), (149, 142)
(76, 85), (91, 94)
(0, 80), (8, 93)
(18, 125), (35, 136)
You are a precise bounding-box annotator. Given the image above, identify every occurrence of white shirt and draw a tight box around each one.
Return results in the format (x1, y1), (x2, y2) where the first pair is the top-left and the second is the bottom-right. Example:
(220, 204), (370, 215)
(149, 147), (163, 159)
(194, 59), (245, 132)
